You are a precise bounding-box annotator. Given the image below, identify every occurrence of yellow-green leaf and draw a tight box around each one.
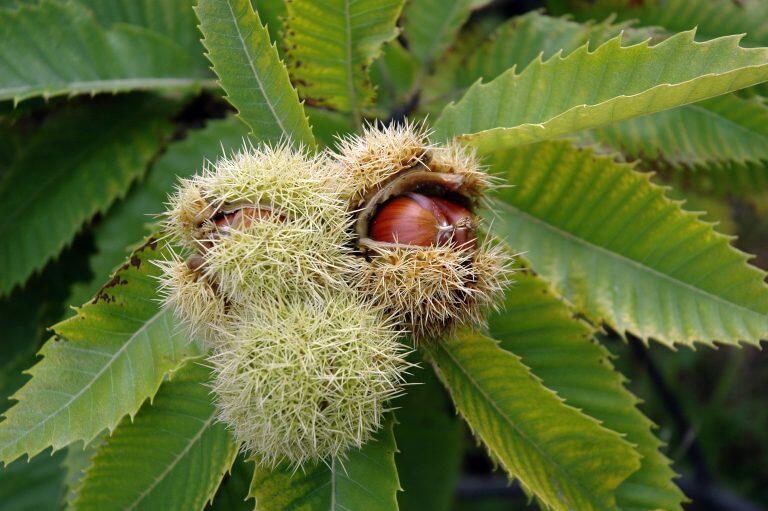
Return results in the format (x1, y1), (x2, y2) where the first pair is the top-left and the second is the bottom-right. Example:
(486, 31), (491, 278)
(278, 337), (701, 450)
(427, 330), (641, 511)
(488, 140), (768, 347)
(433, 31), (768, 151)
(71, 361), (236, 511)
(195, 0), (315, 147)
(284, 0), (404, 120)
(0, 241), (202, 466)
(489, 271), (685, 511)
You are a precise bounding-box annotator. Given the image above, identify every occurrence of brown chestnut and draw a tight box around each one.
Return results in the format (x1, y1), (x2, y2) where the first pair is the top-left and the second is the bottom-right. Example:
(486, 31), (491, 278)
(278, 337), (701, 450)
(369, 193), (476, 248)
(211, 205), (278, 231)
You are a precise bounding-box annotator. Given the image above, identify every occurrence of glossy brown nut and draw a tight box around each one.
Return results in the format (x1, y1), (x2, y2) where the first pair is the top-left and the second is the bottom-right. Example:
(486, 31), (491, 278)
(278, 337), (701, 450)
(369, 193), (475, 248)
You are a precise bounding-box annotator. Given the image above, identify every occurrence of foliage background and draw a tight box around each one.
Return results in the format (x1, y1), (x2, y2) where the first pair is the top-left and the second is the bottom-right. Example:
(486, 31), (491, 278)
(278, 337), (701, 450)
(0, 0), (766, 510)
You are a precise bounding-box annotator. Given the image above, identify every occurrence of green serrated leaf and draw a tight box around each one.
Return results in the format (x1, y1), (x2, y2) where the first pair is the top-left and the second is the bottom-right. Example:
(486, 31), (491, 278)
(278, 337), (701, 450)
(488, 139), (768, 347)
(401, 0), (475, 68)
(427, 330), (641, 511)
(395, 365), (463, 511)
(249, 417), (399, 511)
(0, 450), (66, 511)
(0, 241), (203, 466)
(421, 11), (628, 115)
(433, 30), (768, 151)
(586, 93), (768, 169)
(284, 0), (404, 122)
(71, 361), (236, 511)
(489, 270), (685, 511)
(67, 117), (249, 306)
(549, 0), (768, 47)
(196, 0), (315, 148)
(0, 0), (211, 103)
(0, 95), (175, 297)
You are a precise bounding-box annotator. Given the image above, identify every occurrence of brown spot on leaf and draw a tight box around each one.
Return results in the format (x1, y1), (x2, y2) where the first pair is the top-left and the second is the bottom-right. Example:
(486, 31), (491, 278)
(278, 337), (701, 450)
(92, 275), (127, 304)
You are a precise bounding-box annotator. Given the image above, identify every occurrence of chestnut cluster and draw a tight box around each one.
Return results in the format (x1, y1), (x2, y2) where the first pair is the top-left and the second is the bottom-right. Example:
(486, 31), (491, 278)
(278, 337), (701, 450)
(160, 144), (408, 468)
(158, 124), (511, 468)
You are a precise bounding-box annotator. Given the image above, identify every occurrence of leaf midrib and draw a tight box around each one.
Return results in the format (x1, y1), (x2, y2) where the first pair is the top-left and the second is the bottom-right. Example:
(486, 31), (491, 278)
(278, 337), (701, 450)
(494, 199), (767, 318)
(224, 0), (289, 138)
(124, 409), (217, 510)
(436, 340), (603, 511)
(0, 310), (166, 457)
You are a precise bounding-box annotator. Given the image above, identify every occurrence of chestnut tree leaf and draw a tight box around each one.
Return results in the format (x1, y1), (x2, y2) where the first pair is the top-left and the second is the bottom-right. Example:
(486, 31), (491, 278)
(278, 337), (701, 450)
(488, 270), (685, 511)
(420, 11), (630, 115)
(425, 12), (768, 172)
(249, 417), (399, 511)
(488, 140), (768, 347)
(283, 0), (404, 121)
(369, 40), (421, 117)
(0, 263), (80, 511)
(426, 329), (641, 511)
(0, 95), (175, 297)
(680, 160), (768, 198)
(62, 440), (100, 505)
(0, 0), (211, 104)
(252, 0), (288, 47)
(432, 30), (768, 152)
(585, 93), (768, 169)
(195, 0), (315, 148)
(0, 241), (203, 466)
(71, 361), (236, 511)
(548, 0), (768, 47)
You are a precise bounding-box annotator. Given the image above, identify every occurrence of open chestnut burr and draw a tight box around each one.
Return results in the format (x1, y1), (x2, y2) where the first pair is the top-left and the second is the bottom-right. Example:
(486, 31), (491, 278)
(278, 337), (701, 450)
(336, 124), (513, 341)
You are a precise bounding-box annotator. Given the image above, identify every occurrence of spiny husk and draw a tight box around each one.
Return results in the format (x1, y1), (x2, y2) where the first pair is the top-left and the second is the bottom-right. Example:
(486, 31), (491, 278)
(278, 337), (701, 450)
(162, 183), (211, 251)
(356, 238), (514, 340)
(155, 254), (229, 345)
(335, 123), (511, 340)
(209, 290), (411, 468)
(200, 210), (353, 304)
(162, 142), (355, 304)
(164, 142), (351, 245)
(335, 121), (493, 208)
